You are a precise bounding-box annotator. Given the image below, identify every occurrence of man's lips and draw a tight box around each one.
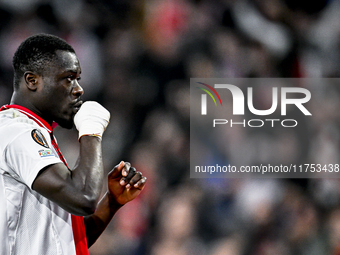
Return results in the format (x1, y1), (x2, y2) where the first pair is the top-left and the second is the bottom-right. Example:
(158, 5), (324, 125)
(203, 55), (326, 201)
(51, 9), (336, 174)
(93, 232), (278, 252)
(73, 100), (83, 114)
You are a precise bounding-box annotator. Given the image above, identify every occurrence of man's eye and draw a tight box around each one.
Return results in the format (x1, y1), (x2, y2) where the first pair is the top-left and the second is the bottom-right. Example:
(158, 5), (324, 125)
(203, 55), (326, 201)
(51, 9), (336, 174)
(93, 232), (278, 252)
(67, 76), (81, 82)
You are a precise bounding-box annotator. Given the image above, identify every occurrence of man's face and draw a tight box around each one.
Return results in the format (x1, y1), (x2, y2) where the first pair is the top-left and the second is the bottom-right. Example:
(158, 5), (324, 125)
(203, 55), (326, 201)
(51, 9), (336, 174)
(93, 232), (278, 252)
(38, 50), (83, 129)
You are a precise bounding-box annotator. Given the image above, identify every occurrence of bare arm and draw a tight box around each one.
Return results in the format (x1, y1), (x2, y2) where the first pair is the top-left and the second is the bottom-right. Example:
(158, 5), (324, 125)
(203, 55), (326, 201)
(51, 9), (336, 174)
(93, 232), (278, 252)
(84, 192), (121, 247)
(32, 136), (104, 216)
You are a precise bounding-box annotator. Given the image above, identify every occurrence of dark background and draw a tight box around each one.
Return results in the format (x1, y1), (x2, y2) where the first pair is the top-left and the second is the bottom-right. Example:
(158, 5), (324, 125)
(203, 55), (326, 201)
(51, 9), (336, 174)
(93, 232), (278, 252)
(1, 0), (340, 254)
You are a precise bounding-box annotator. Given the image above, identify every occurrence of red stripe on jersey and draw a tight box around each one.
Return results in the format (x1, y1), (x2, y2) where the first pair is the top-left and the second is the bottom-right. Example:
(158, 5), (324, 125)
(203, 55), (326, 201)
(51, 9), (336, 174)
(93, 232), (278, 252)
(0, 104), (53, 132)
(0, 104), (89, 255)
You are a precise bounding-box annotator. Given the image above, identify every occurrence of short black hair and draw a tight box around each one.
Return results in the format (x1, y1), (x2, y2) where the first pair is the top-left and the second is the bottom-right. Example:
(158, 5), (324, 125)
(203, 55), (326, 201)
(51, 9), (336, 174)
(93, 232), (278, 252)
(12, 33), (75, 89)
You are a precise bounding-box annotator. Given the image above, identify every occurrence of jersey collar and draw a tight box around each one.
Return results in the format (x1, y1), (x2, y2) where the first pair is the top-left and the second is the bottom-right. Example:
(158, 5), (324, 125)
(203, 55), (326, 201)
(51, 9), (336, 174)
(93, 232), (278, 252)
(0, 104), (58, 133)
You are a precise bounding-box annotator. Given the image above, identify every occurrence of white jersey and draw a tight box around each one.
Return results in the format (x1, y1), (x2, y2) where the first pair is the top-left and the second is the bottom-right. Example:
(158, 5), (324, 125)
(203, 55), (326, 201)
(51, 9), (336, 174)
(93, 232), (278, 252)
(0, 106), (78, 255)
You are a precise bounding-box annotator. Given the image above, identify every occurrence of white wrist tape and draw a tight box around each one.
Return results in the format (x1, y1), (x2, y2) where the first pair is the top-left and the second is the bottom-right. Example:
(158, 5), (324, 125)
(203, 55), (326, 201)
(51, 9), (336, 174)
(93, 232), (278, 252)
(74, 101), (110, 140)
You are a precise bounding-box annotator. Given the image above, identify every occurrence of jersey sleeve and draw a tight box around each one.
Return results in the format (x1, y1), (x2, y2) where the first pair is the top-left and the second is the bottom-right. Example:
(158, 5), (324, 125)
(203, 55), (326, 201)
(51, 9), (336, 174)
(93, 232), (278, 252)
(4, 127), (63, 189)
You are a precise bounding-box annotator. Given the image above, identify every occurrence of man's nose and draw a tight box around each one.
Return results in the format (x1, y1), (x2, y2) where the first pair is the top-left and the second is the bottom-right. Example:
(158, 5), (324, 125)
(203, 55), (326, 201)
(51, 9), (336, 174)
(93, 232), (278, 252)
(73, 80), (84, 97)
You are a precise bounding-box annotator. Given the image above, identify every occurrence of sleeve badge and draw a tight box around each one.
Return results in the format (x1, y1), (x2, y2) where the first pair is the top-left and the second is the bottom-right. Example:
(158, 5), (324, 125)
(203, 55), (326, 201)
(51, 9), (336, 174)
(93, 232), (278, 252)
(31, 129), (50, 148)
(38, 149), (55, 158)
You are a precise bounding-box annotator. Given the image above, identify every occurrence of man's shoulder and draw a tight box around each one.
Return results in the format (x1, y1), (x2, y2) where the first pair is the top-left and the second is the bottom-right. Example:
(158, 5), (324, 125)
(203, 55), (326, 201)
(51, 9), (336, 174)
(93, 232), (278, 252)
(0, 108), (37, 128)
(0, 109), (41, 143)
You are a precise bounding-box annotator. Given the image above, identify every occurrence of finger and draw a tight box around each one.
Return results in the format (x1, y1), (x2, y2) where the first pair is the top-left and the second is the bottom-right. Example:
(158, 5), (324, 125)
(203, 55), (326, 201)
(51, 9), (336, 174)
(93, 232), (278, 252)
(133, 176), (147, 189)
(120, 166), (136, 186)
(108, 161), (125, 179)
(125, 171), (142, 189)
(122, 162), (131, 177)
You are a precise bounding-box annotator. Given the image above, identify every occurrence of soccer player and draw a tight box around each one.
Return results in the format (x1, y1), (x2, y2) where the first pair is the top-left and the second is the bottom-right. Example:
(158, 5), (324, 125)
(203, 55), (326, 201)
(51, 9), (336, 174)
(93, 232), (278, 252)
(0, 34), (147, 254)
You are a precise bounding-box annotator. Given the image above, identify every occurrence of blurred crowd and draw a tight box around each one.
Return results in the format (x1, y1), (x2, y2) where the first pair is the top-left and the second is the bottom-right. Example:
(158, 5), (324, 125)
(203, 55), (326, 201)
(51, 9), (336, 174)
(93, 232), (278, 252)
(1, 0), (340, 254)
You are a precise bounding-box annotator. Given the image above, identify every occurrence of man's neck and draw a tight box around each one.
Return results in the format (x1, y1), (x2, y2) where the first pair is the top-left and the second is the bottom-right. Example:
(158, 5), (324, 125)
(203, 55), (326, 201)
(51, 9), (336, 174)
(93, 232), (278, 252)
(10, 92), (53, 126)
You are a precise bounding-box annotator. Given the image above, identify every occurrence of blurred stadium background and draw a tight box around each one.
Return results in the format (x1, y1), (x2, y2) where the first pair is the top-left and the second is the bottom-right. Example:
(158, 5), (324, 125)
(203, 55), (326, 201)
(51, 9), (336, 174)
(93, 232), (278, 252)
(1, 0), (340, 254)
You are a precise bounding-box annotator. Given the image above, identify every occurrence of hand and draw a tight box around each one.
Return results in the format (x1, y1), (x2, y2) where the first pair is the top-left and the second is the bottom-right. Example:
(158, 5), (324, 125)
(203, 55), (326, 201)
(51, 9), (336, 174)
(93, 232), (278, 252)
(74, 101), (110, 140)
(107, 161), (147, 206)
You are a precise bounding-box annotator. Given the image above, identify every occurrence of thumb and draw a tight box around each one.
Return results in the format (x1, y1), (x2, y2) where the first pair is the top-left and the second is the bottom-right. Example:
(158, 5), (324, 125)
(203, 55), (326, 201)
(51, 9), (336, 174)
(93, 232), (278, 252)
(108, 161), (125, 179)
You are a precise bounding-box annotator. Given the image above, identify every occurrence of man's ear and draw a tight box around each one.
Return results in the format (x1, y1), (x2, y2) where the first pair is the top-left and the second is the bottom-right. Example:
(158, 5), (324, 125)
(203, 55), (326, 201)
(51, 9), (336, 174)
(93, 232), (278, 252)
(24, 71), (40, 91)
